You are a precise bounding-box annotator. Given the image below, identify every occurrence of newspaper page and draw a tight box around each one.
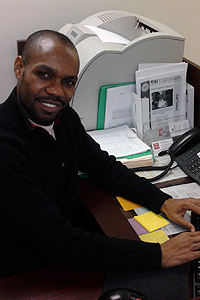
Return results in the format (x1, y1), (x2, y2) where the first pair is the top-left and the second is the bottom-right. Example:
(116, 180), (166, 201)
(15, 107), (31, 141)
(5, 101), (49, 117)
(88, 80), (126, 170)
(160, 182), (200, 200)
(135, 62), (188, 142)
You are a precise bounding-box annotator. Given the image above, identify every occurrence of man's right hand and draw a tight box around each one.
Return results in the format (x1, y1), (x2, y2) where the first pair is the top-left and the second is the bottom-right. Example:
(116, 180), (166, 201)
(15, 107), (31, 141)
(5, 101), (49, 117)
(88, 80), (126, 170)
(161, 231), (200, 268)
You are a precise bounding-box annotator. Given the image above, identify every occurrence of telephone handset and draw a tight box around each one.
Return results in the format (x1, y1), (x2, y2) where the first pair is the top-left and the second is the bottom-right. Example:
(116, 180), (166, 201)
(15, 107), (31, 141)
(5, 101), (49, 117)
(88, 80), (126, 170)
(132, 127), (200, 183)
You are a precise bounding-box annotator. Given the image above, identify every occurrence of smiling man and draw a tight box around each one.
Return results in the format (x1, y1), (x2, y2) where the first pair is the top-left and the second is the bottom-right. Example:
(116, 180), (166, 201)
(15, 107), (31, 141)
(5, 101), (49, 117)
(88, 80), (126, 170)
(15, 32), (79, 125)
(1, 30), (200, 279)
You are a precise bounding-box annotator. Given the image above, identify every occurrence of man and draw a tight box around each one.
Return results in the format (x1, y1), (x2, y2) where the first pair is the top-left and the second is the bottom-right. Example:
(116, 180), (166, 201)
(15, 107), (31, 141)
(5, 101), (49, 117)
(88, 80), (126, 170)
(0, 29), (200, 279)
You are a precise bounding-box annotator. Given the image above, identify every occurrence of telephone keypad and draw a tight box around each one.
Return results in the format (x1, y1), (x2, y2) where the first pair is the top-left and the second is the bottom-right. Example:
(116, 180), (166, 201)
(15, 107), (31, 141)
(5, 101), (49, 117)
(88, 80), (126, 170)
(175, 143), (200, 183)
(185, 158), (200, 174)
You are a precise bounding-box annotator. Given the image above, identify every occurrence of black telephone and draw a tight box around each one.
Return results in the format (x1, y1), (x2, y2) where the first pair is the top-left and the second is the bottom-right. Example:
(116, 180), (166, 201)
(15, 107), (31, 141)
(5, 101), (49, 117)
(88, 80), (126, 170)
(132, 127), (200, 183)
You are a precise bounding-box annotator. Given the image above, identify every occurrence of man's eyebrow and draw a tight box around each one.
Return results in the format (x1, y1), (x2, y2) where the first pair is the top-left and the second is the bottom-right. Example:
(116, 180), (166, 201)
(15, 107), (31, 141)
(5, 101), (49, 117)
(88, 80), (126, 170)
(36, 64), (54, 73)
(36, 64), (78, 80)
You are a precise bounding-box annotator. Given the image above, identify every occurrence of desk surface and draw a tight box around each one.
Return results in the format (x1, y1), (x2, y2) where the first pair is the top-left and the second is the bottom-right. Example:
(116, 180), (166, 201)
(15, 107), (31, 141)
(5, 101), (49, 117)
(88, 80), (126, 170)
(0, 264), (104, 300)
(0, 177), (199, 300)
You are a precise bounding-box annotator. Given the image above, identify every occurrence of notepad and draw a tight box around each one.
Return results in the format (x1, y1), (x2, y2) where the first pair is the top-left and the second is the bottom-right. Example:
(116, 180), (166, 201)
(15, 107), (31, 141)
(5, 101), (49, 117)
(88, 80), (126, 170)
(134, 211), (169, 232)
(128, 218), (149, 235)
(139, 230), (169, 244)
(116, 196), (142, 211)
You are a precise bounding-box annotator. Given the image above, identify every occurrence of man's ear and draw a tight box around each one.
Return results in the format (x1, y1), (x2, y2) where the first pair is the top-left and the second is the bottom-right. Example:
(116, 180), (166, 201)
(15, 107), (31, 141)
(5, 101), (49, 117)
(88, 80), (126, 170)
(14, 56), (24, 80)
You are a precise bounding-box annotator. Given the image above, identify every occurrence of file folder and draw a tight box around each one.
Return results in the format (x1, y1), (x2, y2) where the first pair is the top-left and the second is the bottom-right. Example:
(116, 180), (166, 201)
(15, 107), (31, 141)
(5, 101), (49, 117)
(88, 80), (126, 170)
(97, 82), (136, 130)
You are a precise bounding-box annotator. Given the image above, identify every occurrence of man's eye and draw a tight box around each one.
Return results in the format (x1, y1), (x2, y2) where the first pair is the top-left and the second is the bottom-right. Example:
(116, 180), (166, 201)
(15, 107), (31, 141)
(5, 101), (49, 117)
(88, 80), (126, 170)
(38, 72), (50, 79)
(64, 79), (76, 87)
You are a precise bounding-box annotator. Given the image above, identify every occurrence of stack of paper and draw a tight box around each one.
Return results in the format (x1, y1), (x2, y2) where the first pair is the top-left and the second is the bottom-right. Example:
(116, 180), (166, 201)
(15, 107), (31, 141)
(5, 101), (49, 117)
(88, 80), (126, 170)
(117, 151), (153, 168)
(87, 124), (154, 168)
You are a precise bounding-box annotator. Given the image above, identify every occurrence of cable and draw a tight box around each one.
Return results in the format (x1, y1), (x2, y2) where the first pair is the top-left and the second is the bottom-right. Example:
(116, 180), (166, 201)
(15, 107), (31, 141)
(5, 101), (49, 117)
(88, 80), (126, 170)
(131, 150), (176, 182)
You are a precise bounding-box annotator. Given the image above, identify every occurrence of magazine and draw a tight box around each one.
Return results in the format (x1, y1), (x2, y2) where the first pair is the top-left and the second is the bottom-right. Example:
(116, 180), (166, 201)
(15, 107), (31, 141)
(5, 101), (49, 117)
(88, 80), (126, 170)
(135, 62), (188, 142)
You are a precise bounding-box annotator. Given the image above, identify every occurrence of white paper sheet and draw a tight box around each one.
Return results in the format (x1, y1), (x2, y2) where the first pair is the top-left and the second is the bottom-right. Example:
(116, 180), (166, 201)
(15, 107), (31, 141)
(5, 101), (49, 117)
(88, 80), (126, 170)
(87, 125), (150, 158)
(159, 182), (200, 235)
(104, 84), (136, 129)
(84, 25), (130, 44)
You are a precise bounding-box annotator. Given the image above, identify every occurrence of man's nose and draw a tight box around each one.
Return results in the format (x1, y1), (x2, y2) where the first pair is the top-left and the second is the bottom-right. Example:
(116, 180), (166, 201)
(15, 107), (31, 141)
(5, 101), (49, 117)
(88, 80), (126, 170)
(45, 80), (64, 97)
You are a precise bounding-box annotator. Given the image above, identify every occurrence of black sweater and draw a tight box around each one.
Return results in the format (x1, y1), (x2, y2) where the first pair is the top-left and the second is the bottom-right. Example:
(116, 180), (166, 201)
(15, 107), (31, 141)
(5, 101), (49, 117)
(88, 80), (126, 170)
(0, 88), (171, 278)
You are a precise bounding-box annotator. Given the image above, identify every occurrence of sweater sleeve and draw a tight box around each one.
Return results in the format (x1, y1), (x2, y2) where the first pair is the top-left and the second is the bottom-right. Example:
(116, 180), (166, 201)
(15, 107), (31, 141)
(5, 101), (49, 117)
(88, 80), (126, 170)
(0, 130), (162, 273)
(73, 114), (171, 214)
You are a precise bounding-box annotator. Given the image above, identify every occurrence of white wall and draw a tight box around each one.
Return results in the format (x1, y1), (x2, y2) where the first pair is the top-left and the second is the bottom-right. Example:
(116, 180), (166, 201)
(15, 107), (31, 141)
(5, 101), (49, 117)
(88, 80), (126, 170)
(1, 0), (200, 101)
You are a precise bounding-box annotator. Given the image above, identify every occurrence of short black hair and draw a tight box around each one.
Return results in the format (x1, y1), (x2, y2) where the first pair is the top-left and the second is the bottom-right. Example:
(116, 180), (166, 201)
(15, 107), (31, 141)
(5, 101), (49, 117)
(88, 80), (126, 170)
(22, 29), (76, 65)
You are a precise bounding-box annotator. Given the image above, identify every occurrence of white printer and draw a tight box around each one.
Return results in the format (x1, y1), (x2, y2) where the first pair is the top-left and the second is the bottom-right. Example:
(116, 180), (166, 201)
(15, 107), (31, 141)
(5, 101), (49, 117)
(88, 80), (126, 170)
(59, 10), (185, 130)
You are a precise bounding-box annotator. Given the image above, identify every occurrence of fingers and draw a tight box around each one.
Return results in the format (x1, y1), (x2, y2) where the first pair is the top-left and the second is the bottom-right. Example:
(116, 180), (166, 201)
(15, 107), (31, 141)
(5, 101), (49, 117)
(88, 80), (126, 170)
(161, 197), (200, 214)
(175, 216), (195, 231)
(188, 201), (200, 215)
(160, 197), (200, 231)
(182, 198), (200, 211)
(173, 198), (200, 231)
(161, 231), (200, 268)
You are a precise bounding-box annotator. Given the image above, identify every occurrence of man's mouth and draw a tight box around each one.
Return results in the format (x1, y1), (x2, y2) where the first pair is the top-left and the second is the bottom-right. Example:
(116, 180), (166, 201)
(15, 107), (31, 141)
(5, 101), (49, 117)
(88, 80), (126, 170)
(36, 99), (63, 114)
(35, 96), (66, 111)
(41, 102), (58, 108)
(36, 96), (65, 107)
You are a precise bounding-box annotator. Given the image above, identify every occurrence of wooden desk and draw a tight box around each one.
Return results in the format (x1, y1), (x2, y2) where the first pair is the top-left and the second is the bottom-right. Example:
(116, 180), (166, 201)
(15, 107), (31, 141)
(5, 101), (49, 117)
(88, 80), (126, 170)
(0, 264), (104, 300)
(78, 177), (139, 240)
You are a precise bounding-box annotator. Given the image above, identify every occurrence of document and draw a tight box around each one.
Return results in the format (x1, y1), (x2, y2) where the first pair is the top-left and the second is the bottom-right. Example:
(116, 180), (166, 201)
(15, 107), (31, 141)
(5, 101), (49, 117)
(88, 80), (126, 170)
(97, 82), (136, 130)
(87, 125), (150, 158)
(135, 62), (188, 142)
(104, 84), (135, 129)
(160, 182), (200, 199)
(159, 182), (200, 235)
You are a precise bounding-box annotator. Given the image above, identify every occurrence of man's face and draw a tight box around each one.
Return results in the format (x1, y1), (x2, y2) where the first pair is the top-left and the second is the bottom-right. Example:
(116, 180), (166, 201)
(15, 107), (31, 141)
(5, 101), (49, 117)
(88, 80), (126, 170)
(14, 37), (79, 125)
